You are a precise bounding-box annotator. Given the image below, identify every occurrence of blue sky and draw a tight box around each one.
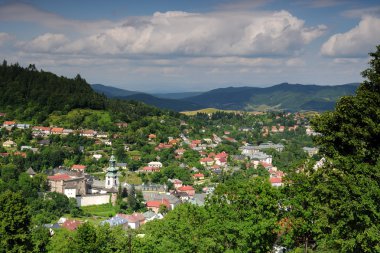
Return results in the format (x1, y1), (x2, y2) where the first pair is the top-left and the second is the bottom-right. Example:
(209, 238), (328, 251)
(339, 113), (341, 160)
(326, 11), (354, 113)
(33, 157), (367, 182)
(0, 0), (379, 92)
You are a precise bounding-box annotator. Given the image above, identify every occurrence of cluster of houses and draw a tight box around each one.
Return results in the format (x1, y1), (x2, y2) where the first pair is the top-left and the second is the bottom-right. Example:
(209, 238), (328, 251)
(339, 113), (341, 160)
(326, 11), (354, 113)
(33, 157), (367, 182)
(240, 142), (286, 187)
(199, 151), (228, 171)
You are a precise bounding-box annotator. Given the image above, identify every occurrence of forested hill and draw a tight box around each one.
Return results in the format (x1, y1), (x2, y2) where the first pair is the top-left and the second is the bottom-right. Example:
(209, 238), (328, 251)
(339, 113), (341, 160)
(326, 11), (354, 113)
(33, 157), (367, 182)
(93, 82), (360, 112)
(183, 83), (360, 111)
(0, 62), (171, 123)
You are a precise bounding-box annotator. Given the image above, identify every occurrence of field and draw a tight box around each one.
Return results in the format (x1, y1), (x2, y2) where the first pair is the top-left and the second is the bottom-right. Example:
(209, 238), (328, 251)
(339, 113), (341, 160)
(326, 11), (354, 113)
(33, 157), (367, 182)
(48, 109), (112, 128)
(181, 108), (244, 115)
(120, 171), (143, 185)
(81, 204), (116, 217)
(181, 107), (266, 116)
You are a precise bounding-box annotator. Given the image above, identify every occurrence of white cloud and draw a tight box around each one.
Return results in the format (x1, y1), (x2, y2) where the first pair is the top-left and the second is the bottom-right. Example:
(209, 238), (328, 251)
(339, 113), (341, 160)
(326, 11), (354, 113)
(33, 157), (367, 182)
(187, 57), (282, 67)
(19, 10), (325, 58)
(286, 58), (305, 67)
(321, 16), (380, 57)
(0, 32), (13, 46)
(0, 3), (118, 34)
(18, 33), (69, 53)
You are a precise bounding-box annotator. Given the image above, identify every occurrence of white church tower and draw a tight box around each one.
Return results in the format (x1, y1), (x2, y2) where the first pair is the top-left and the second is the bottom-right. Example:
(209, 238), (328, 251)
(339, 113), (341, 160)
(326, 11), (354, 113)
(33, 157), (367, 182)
(105, 155), (119, 189)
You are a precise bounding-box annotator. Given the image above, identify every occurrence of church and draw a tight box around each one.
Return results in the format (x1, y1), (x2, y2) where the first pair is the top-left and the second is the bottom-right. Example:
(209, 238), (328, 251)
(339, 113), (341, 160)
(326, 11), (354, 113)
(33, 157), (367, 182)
(105, 155), (119, 189)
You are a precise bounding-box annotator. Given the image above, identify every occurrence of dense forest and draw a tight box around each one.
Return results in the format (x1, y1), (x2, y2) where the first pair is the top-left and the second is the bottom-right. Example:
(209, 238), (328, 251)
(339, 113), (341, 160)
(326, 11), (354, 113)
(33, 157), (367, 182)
(0, 61), (174, 124)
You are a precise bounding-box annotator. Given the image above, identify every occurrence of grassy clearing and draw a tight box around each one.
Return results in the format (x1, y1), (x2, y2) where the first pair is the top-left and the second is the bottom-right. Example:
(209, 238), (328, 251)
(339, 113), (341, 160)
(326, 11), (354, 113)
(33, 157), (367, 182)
(181, 108), (244, 115)
(81, 204), (116, 217)
(48, 109), (112, 128)
(120, 171), (142, 185)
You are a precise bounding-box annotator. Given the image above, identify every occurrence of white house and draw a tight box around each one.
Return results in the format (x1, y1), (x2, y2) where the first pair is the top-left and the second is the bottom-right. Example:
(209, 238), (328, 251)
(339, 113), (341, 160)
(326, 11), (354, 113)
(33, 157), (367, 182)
(148, 161), (163, 168)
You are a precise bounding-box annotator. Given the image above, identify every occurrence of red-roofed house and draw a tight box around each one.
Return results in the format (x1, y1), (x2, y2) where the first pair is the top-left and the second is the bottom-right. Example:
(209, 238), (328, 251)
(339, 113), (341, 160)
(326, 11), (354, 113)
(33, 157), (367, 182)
(146, 199), (170, 213)
(259, 161), (273, 169)
(71, 164), (87, 172)
(115, 122), (128, 128)
(80, 129), (97, 137)
(155, 143), (173, 150)
(2, 140), (16, 148)
(3, 121), (16, 127)
(47, 174), (86, 198)
(3, 121), (16, 130)
(208, 152), (216, 158)
(117, 213), (145, 229)
(148, 134), (156, 140)
(175, 148), (186, 155)
(278, 126), (285, 132)
(191, 140), (201, 146)
(193, 173), (205, 180)
(200, 157), (214, 166)
(51, 127), (64, 135)
(216, 152), (228, 159)
(215, 157), (227, 166)
(13, 152), (27, 158)
(32, 126), (51, 136)
(62, 220), (82, 231)
(48, 174), (72, 181)
(139, 166), (160, 173)
(177, 185), (195, 197)
(169, 179), (183, 189)
(168, 139), (178, 145)
(211, 164), (221, 170)
(270, 177), (283, 187)
(199, 151), (207, 157)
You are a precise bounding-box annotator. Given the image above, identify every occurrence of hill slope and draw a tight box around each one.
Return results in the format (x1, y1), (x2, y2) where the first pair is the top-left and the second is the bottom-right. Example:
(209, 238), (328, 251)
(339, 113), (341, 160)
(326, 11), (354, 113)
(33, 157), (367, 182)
(91, 84), (141, 97)
(91, 83), (203, 111)
(183, 83), (360, 111)
(118, 93), (203, 111)
(153, 92), (203, 99)
(0, 63), (171, 123)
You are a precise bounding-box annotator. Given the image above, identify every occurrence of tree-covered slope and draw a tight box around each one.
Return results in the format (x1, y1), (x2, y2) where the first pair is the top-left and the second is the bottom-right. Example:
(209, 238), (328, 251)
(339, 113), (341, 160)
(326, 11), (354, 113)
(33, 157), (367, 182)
(91, 83), (141, 98)
(0, 62), (105, 119)
(118, 93), (203, 111)
(184, 83), (359, 111)
(0, 62), (174, 123)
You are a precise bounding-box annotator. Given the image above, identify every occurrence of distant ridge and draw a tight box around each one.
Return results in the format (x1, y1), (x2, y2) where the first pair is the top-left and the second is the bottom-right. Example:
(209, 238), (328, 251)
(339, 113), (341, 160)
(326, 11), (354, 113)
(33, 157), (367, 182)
(116, 93), (203, 112)
(92, 82), (360, 112)
(91, 84), (141, 97)
(153, 92), (203, 99)
(183, 83), (360, 112)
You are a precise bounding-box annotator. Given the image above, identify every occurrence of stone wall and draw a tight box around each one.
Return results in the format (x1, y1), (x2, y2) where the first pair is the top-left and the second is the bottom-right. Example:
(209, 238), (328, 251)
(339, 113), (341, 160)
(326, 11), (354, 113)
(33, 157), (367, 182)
(76, 194), (110, 207)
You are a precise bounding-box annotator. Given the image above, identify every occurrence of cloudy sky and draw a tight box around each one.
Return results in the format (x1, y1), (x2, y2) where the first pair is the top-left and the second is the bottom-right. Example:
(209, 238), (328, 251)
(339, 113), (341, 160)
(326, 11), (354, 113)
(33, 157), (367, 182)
(0, 0), (379, 92)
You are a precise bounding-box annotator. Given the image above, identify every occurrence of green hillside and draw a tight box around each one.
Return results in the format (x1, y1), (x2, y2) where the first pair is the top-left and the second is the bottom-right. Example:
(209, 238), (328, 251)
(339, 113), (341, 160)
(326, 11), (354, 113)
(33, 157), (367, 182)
(184, 83), (359, 112)
(0, 62), (173, 124)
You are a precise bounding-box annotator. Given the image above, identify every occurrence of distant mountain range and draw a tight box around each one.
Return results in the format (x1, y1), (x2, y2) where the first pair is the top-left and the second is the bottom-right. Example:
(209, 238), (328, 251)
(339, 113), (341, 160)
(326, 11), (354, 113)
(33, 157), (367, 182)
(91, 83), (360, 112)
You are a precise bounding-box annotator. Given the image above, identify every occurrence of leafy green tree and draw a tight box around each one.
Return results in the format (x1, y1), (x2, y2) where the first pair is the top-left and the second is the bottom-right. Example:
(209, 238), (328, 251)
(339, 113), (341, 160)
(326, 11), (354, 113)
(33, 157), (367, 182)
(73, 222), (100, 253)
(205, 177), (281, 252)
(281, 167), (319, 251)
(127, 185), (137, 211)
(46, 228), (75, 253)
(158, 204), (168, 215)
(0, 190), (31, 253)
(312, 46), (380, 165)
(133, 204), (211, 253)
(30, 226), (50, 253)
(292, 45), (380, 252)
